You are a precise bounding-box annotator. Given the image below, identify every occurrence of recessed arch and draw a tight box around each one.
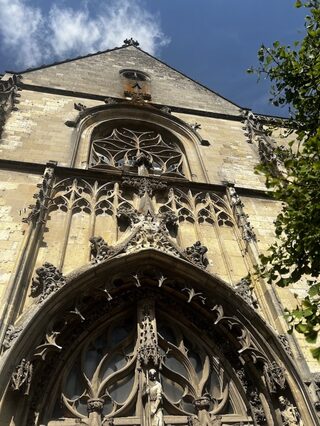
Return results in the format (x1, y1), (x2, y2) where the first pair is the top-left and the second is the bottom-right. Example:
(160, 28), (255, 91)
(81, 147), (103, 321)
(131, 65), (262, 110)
(70, 103), (209, 183)
(0, 250), (317, 425)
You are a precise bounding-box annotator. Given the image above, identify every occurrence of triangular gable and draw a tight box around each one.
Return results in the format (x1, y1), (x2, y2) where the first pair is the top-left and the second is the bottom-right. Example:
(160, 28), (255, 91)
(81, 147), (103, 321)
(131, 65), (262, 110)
(14, 46), (242, 115)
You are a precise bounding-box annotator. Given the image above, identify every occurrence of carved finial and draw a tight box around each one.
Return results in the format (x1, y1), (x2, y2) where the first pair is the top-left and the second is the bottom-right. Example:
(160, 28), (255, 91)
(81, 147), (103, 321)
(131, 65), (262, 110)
(123, 38), (140, 47)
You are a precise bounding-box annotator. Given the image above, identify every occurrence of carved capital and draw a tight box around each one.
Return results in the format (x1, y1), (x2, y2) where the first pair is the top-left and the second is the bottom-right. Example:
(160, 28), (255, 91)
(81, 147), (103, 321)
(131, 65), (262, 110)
(87, 398), (104, 414)
(193, 396), (211, 411)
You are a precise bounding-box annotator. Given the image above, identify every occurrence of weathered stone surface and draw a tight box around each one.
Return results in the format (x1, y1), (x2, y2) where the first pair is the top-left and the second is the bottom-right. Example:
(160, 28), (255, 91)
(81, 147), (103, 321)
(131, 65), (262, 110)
(16, 46), (241, 115)
(0, 45), (317, 426)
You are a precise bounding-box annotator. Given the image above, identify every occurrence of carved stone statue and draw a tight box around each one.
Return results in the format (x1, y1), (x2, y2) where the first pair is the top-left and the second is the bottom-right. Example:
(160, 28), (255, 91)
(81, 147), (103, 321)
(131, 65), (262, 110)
(135, 152), (153, 169)
(144, 369), (164, 426)
(279, 396), (303, 425)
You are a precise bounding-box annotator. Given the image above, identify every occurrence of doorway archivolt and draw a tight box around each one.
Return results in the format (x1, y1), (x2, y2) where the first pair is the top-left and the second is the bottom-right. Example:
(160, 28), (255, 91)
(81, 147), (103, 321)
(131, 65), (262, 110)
(0, 250), (315, 426)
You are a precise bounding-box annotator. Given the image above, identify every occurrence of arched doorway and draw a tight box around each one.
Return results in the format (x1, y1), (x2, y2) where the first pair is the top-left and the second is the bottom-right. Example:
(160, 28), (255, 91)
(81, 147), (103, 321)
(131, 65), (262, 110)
(0, 251), (316, 425)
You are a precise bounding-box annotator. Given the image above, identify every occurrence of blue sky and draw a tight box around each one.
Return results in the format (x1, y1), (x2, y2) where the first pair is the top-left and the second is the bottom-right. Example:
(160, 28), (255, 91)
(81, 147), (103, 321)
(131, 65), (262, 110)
(0, 0), (306, 116)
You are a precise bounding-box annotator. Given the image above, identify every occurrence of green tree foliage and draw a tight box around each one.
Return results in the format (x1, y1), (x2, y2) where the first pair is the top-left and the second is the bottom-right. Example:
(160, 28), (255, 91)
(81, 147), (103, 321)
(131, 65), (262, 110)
(248, 0), (320, 359)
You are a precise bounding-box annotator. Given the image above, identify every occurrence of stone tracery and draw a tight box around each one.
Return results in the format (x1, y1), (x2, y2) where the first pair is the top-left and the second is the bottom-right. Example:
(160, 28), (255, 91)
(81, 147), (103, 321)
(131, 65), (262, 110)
(90, 127), (185, 178)
(2, 253), (313, 425)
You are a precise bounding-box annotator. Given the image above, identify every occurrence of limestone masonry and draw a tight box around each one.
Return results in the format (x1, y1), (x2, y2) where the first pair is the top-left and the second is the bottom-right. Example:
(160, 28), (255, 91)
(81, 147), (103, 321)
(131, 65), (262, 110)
(0, 43), (318, 425)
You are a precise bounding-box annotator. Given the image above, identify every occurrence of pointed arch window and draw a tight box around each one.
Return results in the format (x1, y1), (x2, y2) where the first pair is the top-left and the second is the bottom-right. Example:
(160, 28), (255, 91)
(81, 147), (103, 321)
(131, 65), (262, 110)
(89, 126), (185, 178)
(45, 298), (251, 425)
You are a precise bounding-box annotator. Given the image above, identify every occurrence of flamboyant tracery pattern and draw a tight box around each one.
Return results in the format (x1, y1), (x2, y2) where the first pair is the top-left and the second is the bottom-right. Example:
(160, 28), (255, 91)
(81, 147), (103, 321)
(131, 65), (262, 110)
(195, 192), (234, 227)
(6, 263), (308, 426)
(89, 128), (185, 177)
(33, 177), (248, 283)
(52, 301), (241, 425)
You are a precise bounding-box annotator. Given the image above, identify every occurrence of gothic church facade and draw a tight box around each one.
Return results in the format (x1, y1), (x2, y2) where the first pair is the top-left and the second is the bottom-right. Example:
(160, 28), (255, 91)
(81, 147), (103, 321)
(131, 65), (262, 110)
(0, 41), (319, 425)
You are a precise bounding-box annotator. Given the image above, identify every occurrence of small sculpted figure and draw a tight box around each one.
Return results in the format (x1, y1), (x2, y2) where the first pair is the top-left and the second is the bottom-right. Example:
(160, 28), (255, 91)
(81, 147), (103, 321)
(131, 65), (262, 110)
(144, 369), (164, 426)
(279, 396), (303, 426)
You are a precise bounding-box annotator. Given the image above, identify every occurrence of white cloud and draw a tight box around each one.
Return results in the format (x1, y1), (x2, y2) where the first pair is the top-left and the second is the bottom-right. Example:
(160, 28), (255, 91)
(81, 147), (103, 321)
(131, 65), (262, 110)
(0, 0), (45, 67)
(0, 0), (169, 69)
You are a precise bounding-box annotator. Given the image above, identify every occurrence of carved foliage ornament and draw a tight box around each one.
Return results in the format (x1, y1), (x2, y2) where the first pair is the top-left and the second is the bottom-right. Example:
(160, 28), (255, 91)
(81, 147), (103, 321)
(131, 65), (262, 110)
(121, 176), (167, 197)
(89, 218), (208, 270)
(30, 262), (66, 303)
(183, 241), (208, 269)
(263, 361), (286, 394)
(2, 324), (22, 352)
(279, 334), (293, 357)
(234, 278), (257, 309)
(249, 390), (266, 423)
(89, 236), (116, 264)
(11, 358), (33, 395)
(23, 164), (55, 225)
(90, 128), (184, 178)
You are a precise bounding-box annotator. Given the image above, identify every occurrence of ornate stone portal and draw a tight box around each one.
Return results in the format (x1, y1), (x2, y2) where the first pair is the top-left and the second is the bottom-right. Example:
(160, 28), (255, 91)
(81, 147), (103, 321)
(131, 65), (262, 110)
(0, 44), (318, 426)
(24, 285), (261, 426)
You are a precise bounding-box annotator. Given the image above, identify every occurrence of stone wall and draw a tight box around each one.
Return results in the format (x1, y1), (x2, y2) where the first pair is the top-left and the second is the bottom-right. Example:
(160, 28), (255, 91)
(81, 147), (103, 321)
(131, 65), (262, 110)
(0, 170), (41, 301)
(13, 46), (241, 115)
(0, 46), (318, 384)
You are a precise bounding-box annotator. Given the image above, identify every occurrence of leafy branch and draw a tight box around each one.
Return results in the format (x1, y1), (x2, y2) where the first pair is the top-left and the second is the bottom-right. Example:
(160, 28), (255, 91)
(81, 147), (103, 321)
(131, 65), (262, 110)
(249, 0), (320, 360)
